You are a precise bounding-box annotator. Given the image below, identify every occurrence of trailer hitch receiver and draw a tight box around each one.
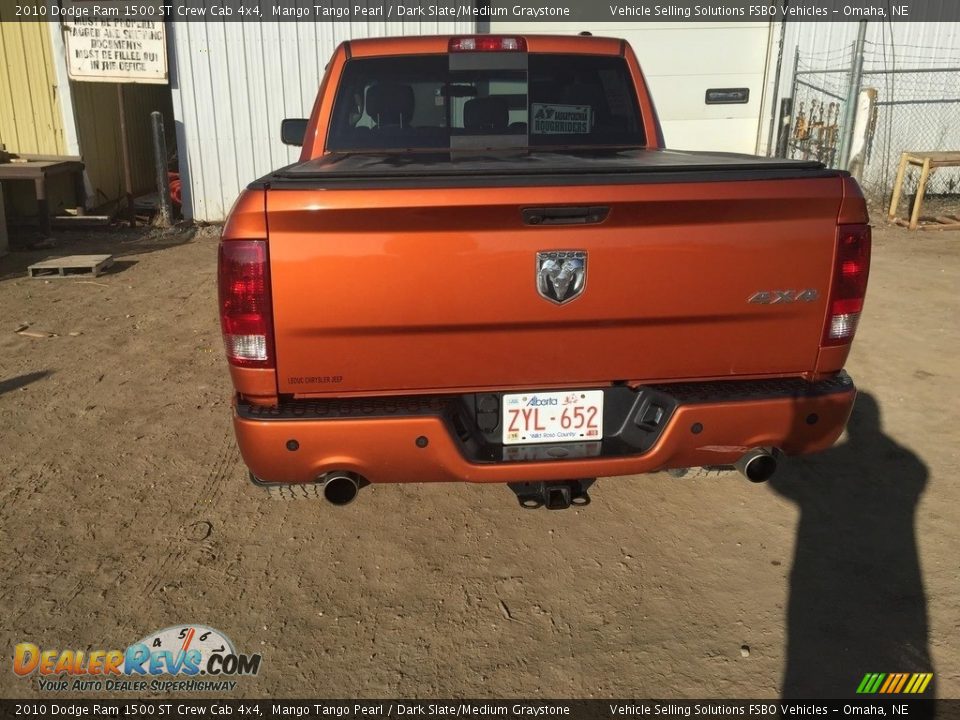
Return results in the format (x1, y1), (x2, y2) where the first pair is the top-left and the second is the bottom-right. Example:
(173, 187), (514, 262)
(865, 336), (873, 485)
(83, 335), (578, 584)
(508, 479), (594, 510)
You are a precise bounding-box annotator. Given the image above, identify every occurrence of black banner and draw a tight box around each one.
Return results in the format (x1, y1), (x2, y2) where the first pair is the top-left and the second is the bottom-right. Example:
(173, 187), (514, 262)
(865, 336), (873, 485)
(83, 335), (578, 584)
(0, 700), (950, 720)
(7, 0), (960, 23)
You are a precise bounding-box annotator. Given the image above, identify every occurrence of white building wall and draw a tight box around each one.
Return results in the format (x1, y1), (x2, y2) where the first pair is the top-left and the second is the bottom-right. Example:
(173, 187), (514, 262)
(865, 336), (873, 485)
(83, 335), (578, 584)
(170, 20), (473, 222)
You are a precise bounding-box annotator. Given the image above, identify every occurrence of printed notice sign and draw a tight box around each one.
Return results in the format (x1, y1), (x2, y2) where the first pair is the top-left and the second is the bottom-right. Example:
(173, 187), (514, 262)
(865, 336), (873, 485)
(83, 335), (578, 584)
(531, 103), (592, 134)
(64, 20), (168, 84)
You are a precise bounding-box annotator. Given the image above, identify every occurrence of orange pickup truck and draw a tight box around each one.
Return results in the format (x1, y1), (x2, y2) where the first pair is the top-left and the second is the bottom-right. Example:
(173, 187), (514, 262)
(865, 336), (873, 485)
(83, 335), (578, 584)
(219, 34), (870, 509)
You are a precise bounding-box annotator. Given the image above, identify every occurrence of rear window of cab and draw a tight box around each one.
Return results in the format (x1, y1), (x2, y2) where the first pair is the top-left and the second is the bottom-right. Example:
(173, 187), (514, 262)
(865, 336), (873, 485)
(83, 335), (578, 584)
(327, 53), (646, 152)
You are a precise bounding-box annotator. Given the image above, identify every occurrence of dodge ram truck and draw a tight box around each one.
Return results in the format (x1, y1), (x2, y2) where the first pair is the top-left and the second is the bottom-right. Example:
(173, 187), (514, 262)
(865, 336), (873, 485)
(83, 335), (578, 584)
(218, 34), (870, 509)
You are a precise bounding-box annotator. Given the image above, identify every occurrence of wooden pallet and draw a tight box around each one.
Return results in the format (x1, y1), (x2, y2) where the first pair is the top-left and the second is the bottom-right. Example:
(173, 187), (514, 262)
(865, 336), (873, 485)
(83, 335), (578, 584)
(28, 254), (114, 279)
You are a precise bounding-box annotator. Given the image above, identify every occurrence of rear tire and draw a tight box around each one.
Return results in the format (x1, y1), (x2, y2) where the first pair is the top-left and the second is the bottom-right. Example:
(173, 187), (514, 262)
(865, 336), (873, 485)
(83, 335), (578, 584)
(249, 472), (324, 500)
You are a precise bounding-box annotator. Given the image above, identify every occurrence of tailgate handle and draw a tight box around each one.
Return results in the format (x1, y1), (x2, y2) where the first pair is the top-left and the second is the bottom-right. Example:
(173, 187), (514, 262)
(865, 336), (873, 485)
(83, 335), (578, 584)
(522, 206), (609, 226)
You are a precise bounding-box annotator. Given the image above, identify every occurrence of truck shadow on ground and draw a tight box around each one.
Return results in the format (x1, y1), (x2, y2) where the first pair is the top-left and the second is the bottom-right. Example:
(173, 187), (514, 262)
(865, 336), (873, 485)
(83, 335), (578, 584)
(769, 392), (934, 699)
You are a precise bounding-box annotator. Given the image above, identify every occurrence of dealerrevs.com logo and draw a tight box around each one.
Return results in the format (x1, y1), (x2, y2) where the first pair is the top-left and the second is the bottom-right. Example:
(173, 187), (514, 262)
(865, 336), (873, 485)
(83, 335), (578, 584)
(13, 625), (262, 693)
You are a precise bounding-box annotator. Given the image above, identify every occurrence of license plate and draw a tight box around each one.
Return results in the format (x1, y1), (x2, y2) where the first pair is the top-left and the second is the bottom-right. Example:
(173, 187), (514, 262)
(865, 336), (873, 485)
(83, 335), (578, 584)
(502, 390), (604, 445)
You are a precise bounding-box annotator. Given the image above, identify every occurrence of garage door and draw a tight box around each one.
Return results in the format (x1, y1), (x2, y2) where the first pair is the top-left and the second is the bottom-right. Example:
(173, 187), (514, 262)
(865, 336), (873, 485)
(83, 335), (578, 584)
(488, 21), (771, 154)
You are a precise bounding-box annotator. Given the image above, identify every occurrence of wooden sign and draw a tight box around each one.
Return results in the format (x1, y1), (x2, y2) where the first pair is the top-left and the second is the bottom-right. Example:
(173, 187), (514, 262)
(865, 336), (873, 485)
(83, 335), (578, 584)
(63, 20), (168, 85)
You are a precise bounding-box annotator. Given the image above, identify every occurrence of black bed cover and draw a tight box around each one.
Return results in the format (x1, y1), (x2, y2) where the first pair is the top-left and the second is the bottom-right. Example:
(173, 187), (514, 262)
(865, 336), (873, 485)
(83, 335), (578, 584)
(257, 148), (842, 190)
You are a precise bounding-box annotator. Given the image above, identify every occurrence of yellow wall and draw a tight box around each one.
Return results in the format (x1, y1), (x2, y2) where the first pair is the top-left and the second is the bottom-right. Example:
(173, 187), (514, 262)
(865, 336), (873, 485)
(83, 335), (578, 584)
(0, 15), (65, 155)
(0, 13), (175, 214)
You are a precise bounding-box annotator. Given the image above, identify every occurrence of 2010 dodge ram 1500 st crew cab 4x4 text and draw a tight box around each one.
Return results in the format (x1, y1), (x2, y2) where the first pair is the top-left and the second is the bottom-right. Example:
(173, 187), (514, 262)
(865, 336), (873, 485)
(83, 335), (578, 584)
(218, 34), (870, 509)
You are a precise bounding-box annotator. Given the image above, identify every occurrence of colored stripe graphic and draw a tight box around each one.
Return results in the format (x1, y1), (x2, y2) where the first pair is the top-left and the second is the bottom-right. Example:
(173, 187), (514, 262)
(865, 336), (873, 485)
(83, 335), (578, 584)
(894, 673), (910, 693)
(857, 673), (878, 694)
(857, 672), (933, 694)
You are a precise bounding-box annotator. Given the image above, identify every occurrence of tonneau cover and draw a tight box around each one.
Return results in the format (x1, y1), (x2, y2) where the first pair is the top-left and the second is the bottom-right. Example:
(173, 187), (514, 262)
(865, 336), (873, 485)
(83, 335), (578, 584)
(263, 149), (840, 189)
(274, 148), (828, 178)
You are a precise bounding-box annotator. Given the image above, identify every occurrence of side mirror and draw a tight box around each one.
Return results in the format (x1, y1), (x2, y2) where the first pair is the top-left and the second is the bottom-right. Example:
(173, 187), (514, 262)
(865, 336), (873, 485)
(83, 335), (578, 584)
(281, 118), (308, 146)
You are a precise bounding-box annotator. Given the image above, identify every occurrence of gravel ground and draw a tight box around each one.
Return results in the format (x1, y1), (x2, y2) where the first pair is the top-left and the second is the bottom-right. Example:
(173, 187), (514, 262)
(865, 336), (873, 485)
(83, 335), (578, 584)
(0, 222), (957, 699)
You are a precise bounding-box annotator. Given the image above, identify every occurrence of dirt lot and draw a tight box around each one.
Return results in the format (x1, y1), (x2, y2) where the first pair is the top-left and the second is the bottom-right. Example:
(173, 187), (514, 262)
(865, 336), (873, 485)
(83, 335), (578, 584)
(0, 222), (957, 699)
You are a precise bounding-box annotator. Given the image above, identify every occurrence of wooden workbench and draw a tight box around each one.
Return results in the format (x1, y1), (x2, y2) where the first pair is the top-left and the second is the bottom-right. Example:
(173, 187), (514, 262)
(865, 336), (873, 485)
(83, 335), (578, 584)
(0, 154), (86, 237)
(888, 151), (960, 230)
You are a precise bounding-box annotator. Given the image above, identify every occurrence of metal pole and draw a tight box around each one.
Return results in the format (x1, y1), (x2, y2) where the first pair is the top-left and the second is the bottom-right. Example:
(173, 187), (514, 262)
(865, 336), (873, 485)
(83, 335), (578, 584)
(775, 97), (793, 158)
(151, 111), (172, 228)
(779, 47), (800, 159)
(838, 22), (868, 170)
(117, 83), (134, 224)
(788, 46), (800, 114)
(764, 18), (789, 157)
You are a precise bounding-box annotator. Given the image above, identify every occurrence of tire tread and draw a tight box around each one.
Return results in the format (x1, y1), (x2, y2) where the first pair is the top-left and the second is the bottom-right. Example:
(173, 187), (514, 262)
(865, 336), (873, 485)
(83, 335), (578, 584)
(667, 465), (737, 479)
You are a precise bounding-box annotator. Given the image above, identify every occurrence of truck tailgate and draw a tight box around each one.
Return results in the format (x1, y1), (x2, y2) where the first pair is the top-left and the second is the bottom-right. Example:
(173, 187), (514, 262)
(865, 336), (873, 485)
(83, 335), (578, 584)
(265, 174), (842, 395)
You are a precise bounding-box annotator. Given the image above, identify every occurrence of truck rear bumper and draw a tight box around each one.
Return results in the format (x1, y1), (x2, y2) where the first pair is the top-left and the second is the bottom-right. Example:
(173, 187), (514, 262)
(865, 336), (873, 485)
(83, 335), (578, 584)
(233, 373), (855, 485)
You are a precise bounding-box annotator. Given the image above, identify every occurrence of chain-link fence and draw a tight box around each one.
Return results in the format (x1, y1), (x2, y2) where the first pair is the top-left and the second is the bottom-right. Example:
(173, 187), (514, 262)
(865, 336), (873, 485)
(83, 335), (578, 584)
(785, 44), (853, 170)
(782, 43), (960, 203)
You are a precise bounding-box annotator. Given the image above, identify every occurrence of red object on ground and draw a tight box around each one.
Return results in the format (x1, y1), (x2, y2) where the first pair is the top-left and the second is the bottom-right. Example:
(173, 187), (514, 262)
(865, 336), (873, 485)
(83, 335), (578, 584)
(168, 171), (182, 206)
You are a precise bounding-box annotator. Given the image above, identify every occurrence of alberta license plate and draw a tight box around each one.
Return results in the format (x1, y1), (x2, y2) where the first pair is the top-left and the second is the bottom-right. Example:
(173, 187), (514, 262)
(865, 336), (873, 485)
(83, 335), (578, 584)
(502, 390), (604, 445)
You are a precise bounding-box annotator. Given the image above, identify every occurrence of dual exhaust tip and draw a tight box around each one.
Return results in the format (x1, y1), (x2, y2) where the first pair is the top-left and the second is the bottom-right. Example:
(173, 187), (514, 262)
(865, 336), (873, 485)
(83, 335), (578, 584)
(321, 472), (362, 505)
(734, 448), (779, 483)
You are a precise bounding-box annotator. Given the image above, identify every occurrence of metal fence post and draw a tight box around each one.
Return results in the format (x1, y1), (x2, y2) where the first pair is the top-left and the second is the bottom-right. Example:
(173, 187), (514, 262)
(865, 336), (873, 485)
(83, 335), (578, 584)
(776, 97), (793, 158)
(780, 47), (800, 158)
(838, 22), (868, 169)
(764, 19), (790, 157)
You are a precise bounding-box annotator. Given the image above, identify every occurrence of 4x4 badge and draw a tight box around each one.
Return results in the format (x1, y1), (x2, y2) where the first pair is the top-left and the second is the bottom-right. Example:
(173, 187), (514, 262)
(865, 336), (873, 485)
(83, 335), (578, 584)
(537, 251), (587, 304)
(748, 289), (819, 304)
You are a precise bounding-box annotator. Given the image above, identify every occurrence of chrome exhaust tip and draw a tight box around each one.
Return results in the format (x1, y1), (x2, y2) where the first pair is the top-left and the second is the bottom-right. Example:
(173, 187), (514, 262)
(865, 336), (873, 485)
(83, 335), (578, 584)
(322, 473), (361, 505)
(735, 448), (779, 483)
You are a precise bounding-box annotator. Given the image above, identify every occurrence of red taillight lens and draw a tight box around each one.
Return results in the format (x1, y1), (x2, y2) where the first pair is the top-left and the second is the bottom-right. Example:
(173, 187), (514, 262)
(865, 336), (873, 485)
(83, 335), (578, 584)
(449, 36), (527, 52)
(218, 240), (274, 368)
(823, 224), (871, 346)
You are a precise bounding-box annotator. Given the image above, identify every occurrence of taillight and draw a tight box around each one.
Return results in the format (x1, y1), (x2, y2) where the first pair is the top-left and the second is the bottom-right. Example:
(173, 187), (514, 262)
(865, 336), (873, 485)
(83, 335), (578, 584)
(218, 240), (274, 368)
(823, 224), (871, 346)
(449, 36), (527, 52)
